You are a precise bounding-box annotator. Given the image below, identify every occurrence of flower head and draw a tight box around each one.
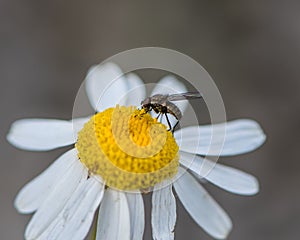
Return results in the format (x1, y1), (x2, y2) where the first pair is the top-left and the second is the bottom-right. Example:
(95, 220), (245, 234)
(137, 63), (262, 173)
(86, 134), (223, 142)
(8, 62), (266, 239)
(76, 106), (179, 190)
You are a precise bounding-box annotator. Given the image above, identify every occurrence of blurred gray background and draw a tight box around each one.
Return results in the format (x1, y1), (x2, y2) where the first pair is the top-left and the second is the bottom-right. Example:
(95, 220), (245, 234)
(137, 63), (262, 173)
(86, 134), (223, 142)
(1, 1), (299, 239)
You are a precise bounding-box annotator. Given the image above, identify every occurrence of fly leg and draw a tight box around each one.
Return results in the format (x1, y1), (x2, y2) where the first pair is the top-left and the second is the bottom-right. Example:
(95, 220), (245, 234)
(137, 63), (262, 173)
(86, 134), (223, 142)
(172, 120), (179, 133)
(164, 113), (173, 131)
(155, 113), (162, 121)
(159, 113), (164, 122)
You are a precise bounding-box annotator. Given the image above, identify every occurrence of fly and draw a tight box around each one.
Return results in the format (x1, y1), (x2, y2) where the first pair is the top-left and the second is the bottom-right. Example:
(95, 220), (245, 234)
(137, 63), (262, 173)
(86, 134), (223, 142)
(141, 92), (202, 132)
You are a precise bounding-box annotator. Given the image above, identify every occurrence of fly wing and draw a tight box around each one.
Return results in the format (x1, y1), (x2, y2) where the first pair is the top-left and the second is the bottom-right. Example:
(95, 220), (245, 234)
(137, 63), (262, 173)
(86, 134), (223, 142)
(167, 92), (202, 101)
(150, 76), (188, 128)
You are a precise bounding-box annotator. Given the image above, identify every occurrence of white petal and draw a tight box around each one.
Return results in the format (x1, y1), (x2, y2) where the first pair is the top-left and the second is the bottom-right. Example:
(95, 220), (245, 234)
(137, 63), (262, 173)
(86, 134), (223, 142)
(123, 73), (146, 107)
(15, 149), (78, 214)
(175, 119), (266, 156)
(25, 160), (88, 239)
(85, 62), (128, 112)
(7, 118), (76, 151)
(151, 75), (188, 128)
(151, 75), (187, 96)
(38, 176), (104, 240)
(125, 192), (145, 240)
(151, 181), (176, 240)
(96, 189), (130, 240)
(179, 152), (259, 195)
(173, 168), (232, 239)
(72, 116), (90, 136)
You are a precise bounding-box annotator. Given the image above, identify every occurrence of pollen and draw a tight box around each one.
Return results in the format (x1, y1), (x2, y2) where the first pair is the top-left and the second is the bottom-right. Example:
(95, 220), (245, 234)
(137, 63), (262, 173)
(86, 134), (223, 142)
(76, 105), (179, 190)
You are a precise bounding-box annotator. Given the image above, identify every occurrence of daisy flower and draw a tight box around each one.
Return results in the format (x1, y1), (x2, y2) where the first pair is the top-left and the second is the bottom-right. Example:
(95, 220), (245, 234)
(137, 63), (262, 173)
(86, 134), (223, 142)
(8, 63), (266, 240)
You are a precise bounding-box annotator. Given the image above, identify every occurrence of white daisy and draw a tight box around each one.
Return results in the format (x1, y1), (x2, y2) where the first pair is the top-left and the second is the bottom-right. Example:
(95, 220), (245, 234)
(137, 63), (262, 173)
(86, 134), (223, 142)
(8, 63), (266, 240)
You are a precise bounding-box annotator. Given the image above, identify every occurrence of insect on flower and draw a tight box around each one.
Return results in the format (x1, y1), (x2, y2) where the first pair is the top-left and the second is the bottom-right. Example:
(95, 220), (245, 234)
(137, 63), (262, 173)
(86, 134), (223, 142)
(7, 62), (266, 240)
(141, 92), (202, 132)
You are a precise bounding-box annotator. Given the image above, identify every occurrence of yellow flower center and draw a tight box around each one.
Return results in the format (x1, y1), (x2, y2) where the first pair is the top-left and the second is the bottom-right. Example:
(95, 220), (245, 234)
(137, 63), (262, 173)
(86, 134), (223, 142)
(76, 105), (179, 191)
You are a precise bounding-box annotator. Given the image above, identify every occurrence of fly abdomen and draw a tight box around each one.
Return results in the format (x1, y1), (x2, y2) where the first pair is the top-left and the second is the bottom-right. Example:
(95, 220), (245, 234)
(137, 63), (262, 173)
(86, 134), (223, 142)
(166, 101), (182, 120)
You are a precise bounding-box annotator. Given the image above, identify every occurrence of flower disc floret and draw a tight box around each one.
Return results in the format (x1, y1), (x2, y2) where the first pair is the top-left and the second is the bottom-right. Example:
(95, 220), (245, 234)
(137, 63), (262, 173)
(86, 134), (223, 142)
(76, 105), (179, 190)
